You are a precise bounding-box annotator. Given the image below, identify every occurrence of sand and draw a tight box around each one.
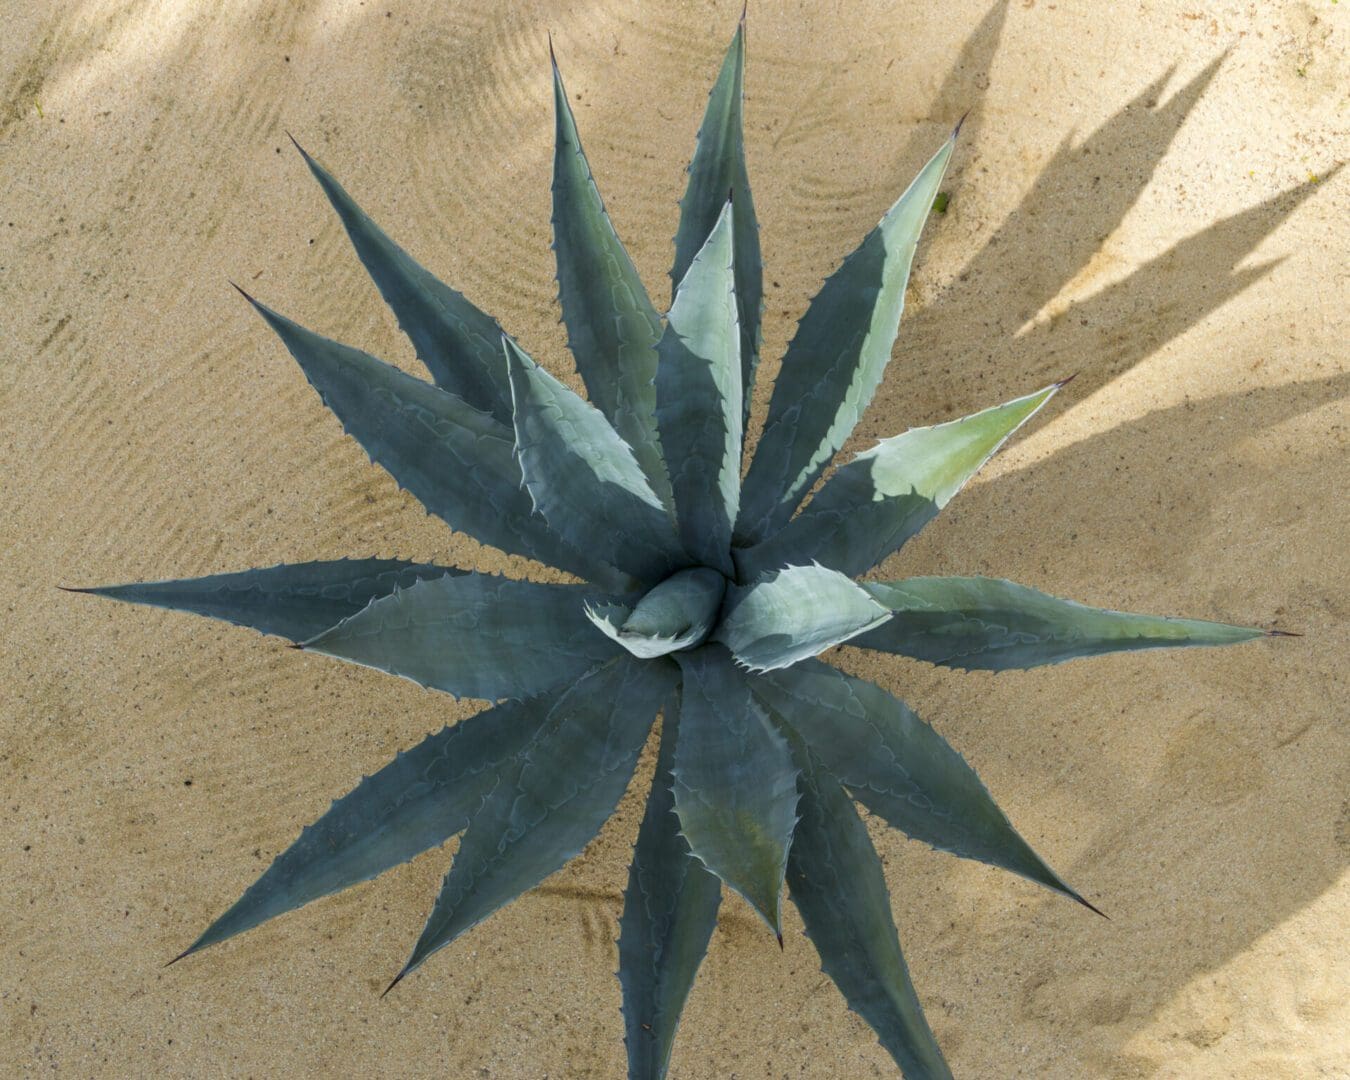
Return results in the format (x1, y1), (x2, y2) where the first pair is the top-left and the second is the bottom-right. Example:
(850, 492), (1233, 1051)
(2, 0), (1346, 1076)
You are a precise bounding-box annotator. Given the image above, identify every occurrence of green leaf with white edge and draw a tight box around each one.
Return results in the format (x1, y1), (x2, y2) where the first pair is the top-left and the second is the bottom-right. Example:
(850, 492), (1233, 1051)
(301, 571), (624, 702)
(671, 646), (798, 936)
(64, 558), (461, 643)
(176, 688), (562, 960)
(584, 568), (725, 661)
(291, 139), (514, 422)
(619, 694), (722, 1080)
(782, 733), (952, 1080)
(735, 129), (959, 545)
(504, 336), (686, 584)
(750, 659), (1095, 910)
(657, 199), (742, 576)
(737, 381), (1063, 581)
(856, 576), (1274, 671)
(551, 51), (672, 511)
(390, 656), (674, 989)
(240, 291), (628, 590)
(672, 14), (762, 429)
(715, 563), (891, 673)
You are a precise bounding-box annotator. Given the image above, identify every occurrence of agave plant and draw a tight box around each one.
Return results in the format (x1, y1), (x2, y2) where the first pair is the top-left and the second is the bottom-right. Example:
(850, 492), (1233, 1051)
(70, 18), (1284, 1079)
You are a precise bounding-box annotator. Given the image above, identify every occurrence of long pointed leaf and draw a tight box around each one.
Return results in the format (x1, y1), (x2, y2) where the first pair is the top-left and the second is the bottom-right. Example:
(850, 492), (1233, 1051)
(65, 558), (460, 643)
(737, 382), (1063, 580)
(291, 140), (514, 422)
(301, 571), (623, 702)
(504, 336), (685, 583)
(857, 576), (1272, 670)
(784, 736), (952, 1080)
(671, 646), (798, 935)
(673, 15), (762, 428)
(619, 693), (722, 1080)
(241, 291), (627, 589)
(750, 659), (1091, 908)
(551, 52), (672, 509)
(715, 563), (891, 672)
(392, 657), (674, 985)
(656, 199), (742, 576)
(177, 689), (561, 959)
(736, 130), (958, 544)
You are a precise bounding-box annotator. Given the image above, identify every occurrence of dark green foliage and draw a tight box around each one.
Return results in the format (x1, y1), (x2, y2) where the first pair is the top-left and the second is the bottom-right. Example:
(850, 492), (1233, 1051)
(72, 19), (1280, 1080)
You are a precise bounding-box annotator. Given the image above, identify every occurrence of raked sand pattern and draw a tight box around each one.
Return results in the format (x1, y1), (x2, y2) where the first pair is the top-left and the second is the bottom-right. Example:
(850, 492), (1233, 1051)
(2, 1), (1346, 1076)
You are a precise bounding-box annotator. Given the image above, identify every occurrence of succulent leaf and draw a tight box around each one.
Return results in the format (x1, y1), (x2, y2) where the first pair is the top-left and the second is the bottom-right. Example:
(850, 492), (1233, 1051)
(241, 292), (627, 589)
(784, 734), (952, 1080)
(584, 568), (725, 660)
(392, 657), (674, 986)
(750, 659), (1090, 907)
(550, 54), (673, 509)
(857, 576), (1271, 670)
(737, 382), (1063, 580)
(671, 646), (799, 935)
(672, 15), (762, 430)
(65, 558), (460, 643)
(619, 694), (722, 1080)
(656, 199), (742, 576)
(301, 571), (624, 701)
(503, 336), (686, 583)
(735, 131), (958, 544)
(291, 140), (514, 422)
(715, 563), (891, 672)
(178, 688), (561, 959)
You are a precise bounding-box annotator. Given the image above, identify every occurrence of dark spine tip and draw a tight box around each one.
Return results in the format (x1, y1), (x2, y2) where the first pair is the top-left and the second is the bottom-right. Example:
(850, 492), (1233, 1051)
(953, 109), (971, 138)
(1267, 628), (1303, 638)
(164, 945), (196, 968)
(547, 30), (557, 69)
(56, 585), (87, 593)
(380, 970), (408, 999)
(228, 280), (254, 303)
(1075, 893), (1109, 920)
(285, 130), (306, 157)
(1055, 372), (1079, 388)
(740, 0), (747, 26)
(776, 931), (784, 950)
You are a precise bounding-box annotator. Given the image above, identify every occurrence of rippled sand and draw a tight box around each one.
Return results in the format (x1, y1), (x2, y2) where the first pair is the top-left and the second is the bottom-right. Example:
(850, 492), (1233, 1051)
(2, 1), (1345, 1076)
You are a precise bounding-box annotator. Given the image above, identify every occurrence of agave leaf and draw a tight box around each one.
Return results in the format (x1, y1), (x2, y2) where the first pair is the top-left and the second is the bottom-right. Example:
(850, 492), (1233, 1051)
(656, 199), (742, 576)
(584, 568), (725, 661)
(619, 692), (722, 1080)
(503, 336), (686, 583)
(735, 130), (958, 544)
(177, 688), (562, 960)
(291, 139), (514, 422)
(857, 576), (1272, 670)
(671, 646), (798, 935)
(737, 382), (1063, 580)
(241, 292), (628, 590)
(391, 656), (675, 987)
(672, 14), (762, 429)
(750, 659), (1091, 908)
(550, 51), (672, 510)
(301, 571), (624, 702)
(783, 734), (952, 1080)
(64, 558), (460, 643)
(715, 563), (891, 672)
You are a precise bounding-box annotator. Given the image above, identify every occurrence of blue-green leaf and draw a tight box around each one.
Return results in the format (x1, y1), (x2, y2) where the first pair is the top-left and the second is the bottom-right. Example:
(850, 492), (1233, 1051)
(584, 567), (724, 661)
(619, 694), (721, 1080)
(656, 200), (742, 576)
(63, 558), (459, 643)
(551, 52), (672, 509)
(735, 130), (958, 544)
(783, 735), (952, 1080)
(857, 576), (1274, 670)
(291, 139), (513, 422)
(390, 657), (674, 987)
(715, 563), (891, 672)
(301, 571), (623, 702)
(241, 291), (627, 589)
(671, 646), (798, 935)
(673, 14), (761, 429)
(736, 382), (1063, 580)
(175, 689), (562, 960)
(750, 659), (1092, 909)
(504, 336), (686, 583)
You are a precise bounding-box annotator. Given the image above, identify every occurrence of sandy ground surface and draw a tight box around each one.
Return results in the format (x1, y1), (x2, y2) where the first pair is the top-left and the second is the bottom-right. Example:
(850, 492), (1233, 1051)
(2, 0), (1347, 1076)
